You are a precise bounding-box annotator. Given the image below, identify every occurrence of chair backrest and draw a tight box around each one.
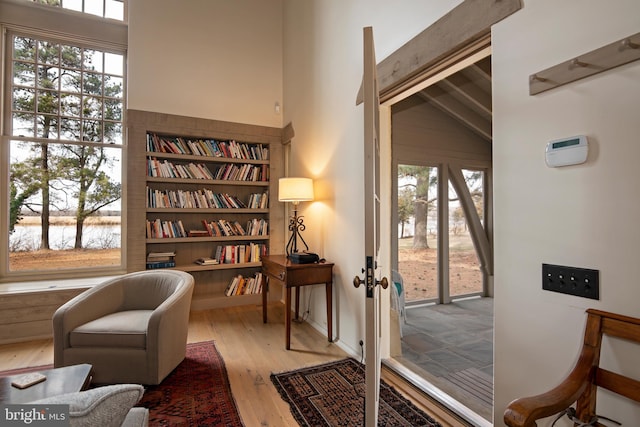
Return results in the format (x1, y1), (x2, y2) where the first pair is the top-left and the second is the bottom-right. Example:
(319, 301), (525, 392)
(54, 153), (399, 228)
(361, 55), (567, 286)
(577, 309), (640, 414)
(504, 309), (640, 426)
(120, 270), (194, 310)
(391, 269), (404, 296)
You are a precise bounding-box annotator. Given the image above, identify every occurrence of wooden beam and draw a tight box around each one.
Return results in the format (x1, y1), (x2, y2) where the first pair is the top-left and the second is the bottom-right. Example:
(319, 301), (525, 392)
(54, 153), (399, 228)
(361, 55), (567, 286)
(419, 86), (492, 141)
(448, 166), (493, 277)
(282, 122), (295, 144)
(438, 73), (492, 117)
(356, 0), (522, 104)
(460, 61), (492, 97)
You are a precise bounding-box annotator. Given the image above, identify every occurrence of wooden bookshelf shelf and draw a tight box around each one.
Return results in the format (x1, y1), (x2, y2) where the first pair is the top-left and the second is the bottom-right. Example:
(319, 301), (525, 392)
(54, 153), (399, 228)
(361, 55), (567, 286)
(146, 177), (270, 186)
(145, 151), (269, 165)
(146, 208), (269, 214)
(179, 261), (262, 272)
(146, 235), (269, 244)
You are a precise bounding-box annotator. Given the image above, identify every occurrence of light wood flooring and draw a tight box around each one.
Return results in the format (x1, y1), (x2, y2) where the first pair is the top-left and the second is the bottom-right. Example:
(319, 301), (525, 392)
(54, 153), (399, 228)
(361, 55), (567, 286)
(0, 302), (468, 426)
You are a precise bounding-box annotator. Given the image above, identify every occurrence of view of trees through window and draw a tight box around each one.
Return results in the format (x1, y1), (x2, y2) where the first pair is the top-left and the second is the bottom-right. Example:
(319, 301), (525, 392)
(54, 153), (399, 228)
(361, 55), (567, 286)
(8, 34), (124, 272)
(397, 165), (484, 303)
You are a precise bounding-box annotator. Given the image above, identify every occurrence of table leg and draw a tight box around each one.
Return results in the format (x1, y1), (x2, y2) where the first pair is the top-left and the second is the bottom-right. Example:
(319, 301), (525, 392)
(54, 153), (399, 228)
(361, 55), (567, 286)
(262, 274), (268, 323)
(326, 281), (333, 342)
(295, 286), (300, 320)
(285, 286), (292, 350)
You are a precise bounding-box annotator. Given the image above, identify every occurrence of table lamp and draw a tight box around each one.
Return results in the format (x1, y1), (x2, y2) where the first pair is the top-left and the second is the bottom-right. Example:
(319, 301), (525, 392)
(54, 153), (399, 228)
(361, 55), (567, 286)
(278, 177), (314, 256)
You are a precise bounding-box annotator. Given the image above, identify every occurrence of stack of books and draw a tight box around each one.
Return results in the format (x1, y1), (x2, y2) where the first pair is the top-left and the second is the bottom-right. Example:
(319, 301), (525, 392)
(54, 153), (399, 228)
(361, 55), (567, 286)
(146, 251), (176, 269)
(194, 257), (219, 266)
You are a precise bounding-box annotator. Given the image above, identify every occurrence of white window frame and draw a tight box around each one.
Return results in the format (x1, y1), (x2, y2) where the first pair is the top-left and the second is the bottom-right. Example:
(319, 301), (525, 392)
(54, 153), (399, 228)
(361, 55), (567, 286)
(0, 0), (128, 282)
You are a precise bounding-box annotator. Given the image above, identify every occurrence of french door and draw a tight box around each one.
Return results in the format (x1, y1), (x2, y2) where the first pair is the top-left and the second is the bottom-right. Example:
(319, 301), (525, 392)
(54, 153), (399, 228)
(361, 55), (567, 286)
(355, 26), (387, 427)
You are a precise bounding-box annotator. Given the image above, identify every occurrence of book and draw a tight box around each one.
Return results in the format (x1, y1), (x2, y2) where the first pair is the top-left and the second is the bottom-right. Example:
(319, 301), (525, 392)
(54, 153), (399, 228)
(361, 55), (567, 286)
(11, 372), (47, 389)
(147, 251), (176, 258)
(146, 261), (176, 269)
(195, 257), (219, 265)
(224, 275), (241, 296)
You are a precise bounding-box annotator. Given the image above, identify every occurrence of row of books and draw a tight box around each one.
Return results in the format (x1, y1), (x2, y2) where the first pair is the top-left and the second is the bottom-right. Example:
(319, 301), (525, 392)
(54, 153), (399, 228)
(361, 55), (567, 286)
(247, 192), (269, 209)
(147, 187), (265, 209)
(146, 219), (187, 239)
(225, 272), (264, 296)
(146, 218), (268, 239)
(214, 243), (267, 264)
(210, 163), (268, 182)
(146, 133), (269, 160)
(146, 251), (176, 269)
(203, 219), (246, 237)
(147, 158), (214, 180)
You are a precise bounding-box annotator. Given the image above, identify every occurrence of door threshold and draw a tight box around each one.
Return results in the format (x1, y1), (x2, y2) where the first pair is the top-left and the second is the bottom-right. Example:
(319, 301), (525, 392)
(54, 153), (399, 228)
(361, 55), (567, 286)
(382, 358), (492, 427)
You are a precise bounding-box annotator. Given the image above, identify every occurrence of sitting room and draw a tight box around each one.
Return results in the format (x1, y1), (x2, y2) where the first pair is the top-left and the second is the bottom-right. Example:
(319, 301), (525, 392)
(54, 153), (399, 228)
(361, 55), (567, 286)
(1, 1), (639, 426)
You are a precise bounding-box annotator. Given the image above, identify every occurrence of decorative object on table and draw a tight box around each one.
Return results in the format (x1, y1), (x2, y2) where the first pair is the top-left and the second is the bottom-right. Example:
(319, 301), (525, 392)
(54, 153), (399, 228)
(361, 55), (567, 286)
(278, 177), (314, 256)
(271, 358), (442, 427)
(10, 372), (46, 389)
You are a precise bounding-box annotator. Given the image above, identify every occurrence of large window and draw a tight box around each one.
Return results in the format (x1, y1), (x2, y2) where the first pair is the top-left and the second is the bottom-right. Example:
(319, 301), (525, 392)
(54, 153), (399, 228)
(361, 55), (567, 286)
(30, 0), (125, 21)
(4, 31), (125, 275)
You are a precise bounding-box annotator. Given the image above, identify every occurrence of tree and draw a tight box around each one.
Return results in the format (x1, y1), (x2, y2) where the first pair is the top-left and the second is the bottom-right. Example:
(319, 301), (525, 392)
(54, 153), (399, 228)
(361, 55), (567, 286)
(399, 165), (437, 249)
(9, 158), (42, 234)
(11, 37), (66, 249)
(397, 187), (414, 238)
(58, 144), (121, 248)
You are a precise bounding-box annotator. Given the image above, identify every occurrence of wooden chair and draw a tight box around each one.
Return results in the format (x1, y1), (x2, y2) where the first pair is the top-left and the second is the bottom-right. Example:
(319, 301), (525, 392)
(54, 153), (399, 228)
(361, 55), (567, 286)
(504, 309), (640, 427)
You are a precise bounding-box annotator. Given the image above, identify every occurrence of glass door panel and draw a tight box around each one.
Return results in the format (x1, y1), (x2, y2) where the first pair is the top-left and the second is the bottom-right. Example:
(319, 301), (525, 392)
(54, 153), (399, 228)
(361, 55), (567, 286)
(397, 164), (438, 303)
(448, 169), (484, 297)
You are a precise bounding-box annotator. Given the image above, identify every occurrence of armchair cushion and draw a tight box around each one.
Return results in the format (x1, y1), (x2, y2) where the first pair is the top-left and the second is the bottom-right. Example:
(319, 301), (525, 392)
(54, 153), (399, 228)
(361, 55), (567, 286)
(70, 310), (153, 348)
(31, 384), (145, 427)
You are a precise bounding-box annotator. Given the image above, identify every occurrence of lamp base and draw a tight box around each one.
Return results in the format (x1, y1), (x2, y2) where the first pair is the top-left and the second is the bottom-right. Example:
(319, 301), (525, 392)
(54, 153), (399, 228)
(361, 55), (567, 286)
(289, 252), (319, 264)
(285, 209), (310, 256)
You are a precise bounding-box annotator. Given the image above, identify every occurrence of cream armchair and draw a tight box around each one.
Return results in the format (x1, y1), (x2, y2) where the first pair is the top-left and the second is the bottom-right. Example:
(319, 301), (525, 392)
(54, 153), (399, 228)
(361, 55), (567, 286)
(53, 270), (195, 385)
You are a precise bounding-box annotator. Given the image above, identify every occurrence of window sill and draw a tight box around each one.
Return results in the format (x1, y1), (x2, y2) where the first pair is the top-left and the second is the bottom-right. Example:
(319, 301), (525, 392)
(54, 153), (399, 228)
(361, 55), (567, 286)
(0, 275), (119, 295)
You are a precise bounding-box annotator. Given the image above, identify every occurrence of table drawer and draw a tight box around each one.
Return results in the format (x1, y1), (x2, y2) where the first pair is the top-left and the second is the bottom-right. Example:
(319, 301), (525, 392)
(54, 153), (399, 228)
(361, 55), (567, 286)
(263, 261), (286, 281)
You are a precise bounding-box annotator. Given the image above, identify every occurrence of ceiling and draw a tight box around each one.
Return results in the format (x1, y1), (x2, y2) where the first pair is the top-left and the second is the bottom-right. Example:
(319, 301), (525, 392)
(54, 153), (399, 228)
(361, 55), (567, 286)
(414, 56), (492, 142)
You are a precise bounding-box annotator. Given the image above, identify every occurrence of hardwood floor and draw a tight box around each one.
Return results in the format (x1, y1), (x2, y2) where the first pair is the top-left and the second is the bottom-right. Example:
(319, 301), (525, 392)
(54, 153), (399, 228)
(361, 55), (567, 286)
(0, 302), (466, 426)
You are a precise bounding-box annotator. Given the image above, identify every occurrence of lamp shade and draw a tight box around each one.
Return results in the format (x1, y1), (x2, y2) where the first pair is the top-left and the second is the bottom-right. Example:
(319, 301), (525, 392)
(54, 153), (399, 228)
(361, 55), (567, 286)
(278, 177), (314, 202)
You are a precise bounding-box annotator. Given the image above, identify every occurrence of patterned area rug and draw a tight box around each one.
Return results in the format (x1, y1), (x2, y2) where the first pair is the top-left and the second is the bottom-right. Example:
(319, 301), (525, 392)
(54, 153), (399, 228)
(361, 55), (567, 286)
(137, 340), (243, 426)
(271, 358), (442, 427)
(0, 341), (242, 427)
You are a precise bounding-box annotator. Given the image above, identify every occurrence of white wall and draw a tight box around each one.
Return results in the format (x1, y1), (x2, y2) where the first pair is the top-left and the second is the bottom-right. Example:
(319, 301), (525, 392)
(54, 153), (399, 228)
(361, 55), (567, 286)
(128, 0), (283, 128)
(281, 0), (462, 357)
(492, 1), (640, 425)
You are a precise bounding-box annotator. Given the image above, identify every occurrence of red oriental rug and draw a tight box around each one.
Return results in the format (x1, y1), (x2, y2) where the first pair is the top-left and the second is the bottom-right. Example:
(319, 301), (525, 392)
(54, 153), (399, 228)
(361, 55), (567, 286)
(0, 340), (243, 427)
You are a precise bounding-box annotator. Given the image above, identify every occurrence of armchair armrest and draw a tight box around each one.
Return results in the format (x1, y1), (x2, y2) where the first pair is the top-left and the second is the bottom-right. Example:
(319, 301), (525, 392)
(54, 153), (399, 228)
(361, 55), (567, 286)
(504, 348), (597, 427)
(145, 272), (194, 380)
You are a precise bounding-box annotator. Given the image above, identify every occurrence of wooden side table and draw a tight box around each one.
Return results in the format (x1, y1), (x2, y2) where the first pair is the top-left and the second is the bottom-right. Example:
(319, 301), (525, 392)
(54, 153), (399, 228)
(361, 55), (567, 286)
(261, 255), (334, 350)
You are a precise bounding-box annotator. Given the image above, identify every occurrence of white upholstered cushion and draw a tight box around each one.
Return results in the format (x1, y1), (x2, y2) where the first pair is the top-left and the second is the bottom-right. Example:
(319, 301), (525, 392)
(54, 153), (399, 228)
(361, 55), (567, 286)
(31, 384), (144, 427)
(70, 310), (153, 348)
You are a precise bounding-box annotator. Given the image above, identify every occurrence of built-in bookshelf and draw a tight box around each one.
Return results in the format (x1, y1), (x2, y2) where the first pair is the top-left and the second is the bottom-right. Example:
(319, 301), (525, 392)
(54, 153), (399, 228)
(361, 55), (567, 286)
(127, 110), (288, 310)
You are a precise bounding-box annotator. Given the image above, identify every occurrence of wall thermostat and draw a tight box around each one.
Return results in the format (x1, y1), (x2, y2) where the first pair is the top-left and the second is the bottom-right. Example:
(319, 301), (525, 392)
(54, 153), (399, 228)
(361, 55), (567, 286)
(545, 135), (588, 167)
